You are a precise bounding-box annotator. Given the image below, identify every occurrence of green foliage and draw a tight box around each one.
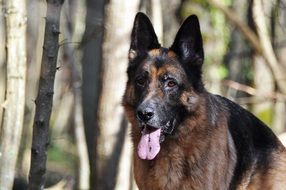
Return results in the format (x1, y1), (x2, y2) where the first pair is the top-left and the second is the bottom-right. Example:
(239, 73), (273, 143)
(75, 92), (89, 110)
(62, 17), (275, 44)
(48, 141), (76, 173)
(218, 64), (229, 79)
(256, 108), (273, 127)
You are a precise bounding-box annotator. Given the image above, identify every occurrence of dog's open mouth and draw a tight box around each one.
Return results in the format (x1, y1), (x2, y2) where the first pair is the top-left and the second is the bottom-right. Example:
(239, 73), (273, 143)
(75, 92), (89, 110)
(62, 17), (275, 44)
(137, 125), (161, 160)
(137, 120), (175, 160)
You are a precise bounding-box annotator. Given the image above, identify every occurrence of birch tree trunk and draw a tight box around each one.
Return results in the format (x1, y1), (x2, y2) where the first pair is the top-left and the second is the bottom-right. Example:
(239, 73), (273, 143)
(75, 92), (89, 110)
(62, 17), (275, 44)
(0, 0), (27, 189)
(0, 0), (6, 129)
(94, 1), (139, 189)
(28, 0), (64, 189)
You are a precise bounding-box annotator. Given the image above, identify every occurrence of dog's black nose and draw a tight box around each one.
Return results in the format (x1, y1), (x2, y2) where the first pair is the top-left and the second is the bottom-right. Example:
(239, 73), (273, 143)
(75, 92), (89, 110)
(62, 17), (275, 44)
(137, 107), (154, 122)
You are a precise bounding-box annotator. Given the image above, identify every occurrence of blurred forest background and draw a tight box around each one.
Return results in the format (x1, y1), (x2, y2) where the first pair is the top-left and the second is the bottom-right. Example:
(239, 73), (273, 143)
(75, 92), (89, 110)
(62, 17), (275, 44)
(0, 0), (286, 189)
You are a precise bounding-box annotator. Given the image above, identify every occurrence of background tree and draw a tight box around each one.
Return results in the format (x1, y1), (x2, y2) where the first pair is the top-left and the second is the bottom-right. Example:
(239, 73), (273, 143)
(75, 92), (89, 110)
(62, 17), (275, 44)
(0, 0), (27, 189)
(0, 0), (5, 128)
(81, 0), (105, 164)
(93, 1), (139, 189)
(62, 0), (90, 188)
(28, 0), (64, 189)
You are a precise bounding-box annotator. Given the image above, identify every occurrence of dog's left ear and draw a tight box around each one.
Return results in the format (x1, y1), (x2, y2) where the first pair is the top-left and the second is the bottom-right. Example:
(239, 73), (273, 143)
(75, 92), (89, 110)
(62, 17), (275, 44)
(129, 12), (161, 61)
(170, 15), (204, 66)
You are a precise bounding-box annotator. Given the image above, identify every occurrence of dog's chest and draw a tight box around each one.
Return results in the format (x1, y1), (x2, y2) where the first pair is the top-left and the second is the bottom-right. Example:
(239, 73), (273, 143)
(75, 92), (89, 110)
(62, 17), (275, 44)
(133, 147), (202, 190)
(134, 156), (181, 189)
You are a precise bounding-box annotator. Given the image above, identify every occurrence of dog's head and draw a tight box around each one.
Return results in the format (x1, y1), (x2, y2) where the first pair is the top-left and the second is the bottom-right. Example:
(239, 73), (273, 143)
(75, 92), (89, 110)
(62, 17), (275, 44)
(123, 12), (205, 160)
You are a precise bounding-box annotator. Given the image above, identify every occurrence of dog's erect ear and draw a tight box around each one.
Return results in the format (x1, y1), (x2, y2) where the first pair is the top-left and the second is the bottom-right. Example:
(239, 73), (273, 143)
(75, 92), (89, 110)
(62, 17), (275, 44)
(129, 12), (160, 60)
(170, 15), (204, 66)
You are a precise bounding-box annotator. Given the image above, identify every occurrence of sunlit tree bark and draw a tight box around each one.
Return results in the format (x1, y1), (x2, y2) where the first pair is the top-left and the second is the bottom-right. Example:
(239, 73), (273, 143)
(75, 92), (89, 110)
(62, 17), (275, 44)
(0, 0), (27, 189)
(94, 0), (139, 189)
(0, 0), (6, 129)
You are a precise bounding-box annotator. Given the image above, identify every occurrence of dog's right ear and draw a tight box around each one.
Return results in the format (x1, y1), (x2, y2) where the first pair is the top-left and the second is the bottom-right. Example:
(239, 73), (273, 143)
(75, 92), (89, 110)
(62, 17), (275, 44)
(129, 12), (160, 61)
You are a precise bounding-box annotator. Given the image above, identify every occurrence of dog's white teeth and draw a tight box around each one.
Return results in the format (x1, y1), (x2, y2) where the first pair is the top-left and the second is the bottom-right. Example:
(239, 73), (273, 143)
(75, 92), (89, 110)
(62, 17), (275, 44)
(141, 125), (147, 134)
(166, 121), (171, 127)
(159, 135), (165, 143)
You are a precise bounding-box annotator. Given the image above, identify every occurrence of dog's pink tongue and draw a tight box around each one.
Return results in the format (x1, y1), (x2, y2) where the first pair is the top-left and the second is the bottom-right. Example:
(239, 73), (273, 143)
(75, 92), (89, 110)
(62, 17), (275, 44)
(138, 127), (161, 160)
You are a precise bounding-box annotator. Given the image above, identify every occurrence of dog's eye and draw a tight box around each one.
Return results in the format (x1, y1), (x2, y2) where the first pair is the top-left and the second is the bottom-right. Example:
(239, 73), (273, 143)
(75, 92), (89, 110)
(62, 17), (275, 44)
(136, 77), (145, 87)
(167, 80), (177, 88)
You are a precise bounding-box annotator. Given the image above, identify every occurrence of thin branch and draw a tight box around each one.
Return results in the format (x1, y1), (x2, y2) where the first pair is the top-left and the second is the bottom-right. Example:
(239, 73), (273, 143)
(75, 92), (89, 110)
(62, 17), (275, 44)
(28, 0), (64, 189)
(223, 80), (257, 95)
(223, 80), (286, 100)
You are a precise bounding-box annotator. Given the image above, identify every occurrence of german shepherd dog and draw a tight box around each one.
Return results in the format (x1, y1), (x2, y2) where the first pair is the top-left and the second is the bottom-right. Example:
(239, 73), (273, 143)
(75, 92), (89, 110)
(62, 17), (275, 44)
(123, 12), (286, 190)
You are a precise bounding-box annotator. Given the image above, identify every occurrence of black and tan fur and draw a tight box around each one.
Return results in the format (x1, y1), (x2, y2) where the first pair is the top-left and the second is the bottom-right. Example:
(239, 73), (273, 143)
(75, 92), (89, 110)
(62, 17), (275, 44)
(123, 12), (286, 190)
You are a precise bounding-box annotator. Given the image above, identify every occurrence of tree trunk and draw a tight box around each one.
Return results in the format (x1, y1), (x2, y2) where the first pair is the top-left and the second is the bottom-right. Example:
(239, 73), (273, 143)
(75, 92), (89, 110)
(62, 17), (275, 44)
(81, 0), (105, 163)
(18, 0), (46, 179)
(0, 0), (27, 189)
(0, 0), (6, 129)
(272, 0), (286, 133)
(28, 0), (64, 189)
(94, 1), (139, 189)
(63, 12), (90, 188)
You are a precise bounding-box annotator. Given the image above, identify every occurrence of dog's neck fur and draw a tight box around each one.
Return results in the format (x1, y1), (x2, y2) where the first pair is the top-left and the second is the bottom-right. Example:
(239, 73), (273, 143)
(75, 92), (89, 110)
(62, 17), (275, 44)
(131, 93), (237, 190)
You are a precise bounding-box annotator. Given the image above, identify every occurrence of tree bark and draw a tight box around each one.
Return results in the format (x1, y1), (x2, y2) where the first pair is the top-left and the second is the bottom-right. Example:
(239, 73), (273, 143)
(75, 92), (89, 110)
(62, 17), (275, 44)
(18, 0), (46, 180)
(81, 0), (105, 163)
(63, 17), (90, 189)
(94, 1), (139, 189)
(0, 0), (6, 129)
(28, 0), (64, 189)
(271, 0), (286, 133)
(0, 0), (27, 189)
